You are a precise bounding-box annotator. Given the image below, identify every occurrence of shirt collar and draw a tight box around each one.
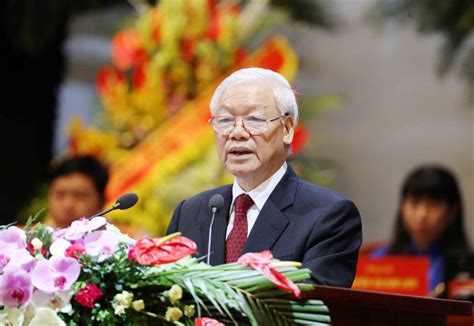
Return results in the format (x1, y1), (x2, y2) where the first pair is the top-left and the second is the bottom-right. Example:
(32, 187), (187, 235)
(231, 162), (288, 211)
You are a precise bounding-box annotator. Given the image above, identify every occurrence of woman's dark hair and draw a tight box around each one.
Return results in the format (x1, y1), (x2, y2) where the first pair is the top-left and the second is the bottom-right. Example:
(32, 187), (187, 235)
(49, 156), (109, 204)
(390, 165), (470, 255)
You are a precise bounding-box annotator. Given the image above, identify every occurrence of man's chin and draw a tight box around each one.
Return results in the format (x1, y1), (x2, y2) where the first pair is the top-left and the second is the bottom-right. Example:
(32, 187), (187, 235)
(226, 163), (256, 177)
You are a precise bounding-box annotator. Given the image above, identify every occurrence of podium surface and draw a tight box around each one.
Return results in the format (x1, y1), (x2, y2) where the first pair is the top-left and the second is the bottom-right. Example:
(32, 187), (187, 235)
(303, 285), (472, 325)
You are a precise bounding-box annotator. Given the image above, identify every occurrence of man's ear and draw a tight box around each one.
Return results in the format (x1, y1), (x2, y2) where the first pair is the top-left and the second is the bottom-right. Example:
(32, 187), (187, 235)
(283, 116), (294, 146)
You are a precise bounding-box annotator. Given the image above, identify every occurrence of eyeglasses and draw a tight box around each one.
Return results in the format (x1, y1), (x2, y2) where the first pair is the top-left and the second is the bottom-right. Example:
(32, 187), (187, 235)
(209, 112), (289, 136)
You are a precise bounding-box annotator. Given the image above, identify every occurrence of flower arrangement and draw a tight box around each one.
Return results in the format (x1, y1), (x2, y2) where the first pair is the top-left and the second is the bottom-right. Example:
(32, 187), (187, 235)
(0, 216), (330, 325)
(70, 0), (248, 161)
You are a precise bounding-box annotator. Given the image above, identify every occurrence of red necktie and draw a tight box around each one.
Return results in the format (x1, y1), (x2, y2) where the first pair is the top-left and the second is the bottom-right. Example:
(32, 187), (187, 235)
(225, 194), (254, 263)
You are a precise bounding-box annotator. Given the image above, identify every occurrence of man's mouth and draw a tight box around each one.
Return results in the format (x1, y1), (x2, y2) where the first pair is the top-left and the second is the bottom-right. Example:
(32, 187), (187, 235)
(228, 149), (252, 156)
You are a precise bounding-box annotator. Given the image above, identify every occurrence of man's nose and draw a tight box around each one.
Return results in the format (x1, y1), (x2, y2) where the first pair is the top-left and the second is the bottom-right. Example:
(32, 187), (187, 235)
(61, 195), (75, 210)
(228, 118), (250, 139)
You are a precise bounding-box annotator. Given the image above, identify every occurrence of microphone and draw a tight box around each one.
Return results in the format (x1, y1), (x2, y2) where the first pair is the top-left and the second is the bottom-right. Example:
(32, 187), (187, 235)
(90, 193), (139, 218)
(207, 194), (225, 265)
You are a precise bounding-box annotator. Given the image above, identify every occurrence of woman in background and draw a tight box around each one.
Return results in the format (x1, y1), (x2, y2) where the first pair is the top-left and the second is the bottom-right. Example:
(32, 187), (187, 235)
(371, 165), (471, 296)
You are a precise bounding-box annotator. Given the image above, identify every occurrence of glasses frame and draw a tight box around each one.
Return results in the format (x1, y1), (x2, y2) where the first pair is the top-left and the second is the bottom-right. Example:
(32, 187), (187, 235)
(209, 112), (290, 136)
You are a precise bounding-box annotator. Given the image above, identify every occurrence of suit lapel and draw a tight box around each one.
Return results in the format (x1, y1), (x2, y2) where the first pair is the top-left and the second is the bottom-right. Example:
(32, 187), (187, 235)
(199, 186), (232, 265)
(242, 165), (298, 254)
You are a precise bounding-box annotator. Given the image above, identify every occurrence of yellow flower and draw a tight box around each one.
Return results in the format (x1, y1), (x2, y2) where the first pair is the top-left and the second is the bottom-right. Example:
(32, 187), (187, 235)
(168, 284), (183, 303)
(132, 299), (145, 311)
(184, 304), (195, 317)
(165, 307), (183, 321)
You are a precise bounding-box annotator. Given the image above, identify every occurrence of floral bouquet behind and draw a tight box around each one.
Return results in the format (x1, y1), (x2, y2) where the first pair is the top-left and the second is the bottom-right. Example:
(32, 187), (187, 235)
(0, 215), (330, 325)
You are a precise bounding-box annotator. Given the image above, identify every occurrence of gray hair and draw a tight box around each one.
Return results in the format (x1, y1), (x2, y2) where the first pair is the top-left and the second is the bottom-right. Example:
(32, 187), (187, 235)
(210, 67), (299, 125)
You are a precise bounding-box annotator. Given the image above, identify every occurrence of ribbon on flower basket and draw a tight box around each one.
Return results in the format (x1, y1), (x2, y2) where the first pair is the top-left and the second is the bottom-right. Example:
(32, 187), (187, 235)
(238, 251), (301, 298)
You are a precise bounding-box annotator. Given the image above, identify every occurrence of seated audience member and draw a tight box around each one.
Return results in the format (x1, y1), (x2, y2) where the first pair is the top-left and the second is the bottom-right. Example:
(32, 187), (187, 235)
(46, 156), (145, 237)
(371, 165), (471, 295)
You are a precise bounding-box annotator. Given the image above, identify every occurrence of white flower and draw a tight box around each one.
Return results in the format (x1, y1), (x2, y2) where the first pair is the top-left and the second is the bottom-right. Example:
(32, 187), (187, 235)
(132, 299), (145, 311)
(0, 306), (25, 326)
(106, 224), (136, 245)
(31, 290), (73, 313)
(29, 307), (66, 326)
(31, 238), (43, 250)
(114, 291), (133, 307)
(49, 238), (72, 257)
(114, 304), (126, 316)
(34, 253), (44, 260)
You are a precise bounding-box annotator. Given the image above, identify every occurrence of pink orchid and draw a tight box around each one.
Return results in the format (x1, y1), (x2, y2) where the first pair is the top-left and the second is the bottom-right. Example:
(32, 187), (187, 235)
(62, 217), (107, 241)
(0, 248), (35, 272)
(0, 265), (33, 308)
(50, 238), (75, 257)
(83, 230), (120, 262)
(238, 251), (301, 298)
(30, 256), (81, 293)
(0, 226), (26, 252)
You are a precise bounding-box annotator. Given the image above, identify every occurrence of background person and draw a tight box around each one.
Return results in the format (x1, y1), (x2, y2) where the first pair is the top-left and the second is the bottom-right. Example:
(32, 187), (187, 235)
(371, 164), (471, 295)
(46, 155), (108, 228)
(167, 67), (362, 287)
(46, 155), (146, 238)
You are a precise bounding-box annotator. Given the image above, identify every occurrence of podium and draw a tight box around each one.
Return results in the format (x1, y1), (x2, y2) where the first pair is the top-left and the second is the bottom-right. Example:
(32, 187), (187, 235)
(303, 285), (473, 325)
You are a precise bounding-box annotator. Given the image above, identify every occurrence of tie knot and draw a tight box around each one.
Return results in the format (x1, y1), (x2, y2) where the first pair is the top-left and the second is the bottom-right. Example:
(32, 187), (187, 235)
(234, 194), (254, 215)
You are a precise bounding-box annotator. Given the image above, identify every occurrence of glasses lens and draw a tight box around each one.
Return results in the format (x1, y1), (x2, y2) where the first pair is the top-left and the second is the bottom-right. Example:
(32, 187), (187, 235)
(211, 116), (269, 135)
(243, 116), (267, 134)
(212, 117), (233, 134)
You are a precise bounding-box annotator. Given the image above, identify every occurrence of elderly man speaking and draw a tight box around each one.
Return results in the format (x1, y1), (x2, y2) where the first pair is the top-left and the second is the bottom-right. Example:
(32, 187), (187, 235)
(167, 67), (362, 287)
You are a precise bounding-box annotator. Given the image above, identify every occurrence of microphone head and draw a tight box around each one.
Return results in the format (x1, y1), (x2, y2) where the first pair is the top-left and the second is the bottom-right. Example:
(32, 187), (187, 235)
(116, 193), (139, 210)
(208, 194), (225, 212)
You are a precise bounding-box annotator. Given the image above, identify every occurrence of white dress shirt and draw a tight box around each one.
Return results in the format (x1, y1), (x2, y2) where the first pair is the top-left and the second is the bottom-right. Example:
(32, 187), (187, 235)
(226, 162), (288, 239)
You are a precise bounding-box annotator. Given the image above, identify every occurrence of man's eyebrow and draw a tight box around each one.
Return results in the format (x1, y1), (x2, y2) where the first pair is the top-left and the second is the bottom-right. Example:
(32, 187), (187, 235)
(218, 104), (267, 111)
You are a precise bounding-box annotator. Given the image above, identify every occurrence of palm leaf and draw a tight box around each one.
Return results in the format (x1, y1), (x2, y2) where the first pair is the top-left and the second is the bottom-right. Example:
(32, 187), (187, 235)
(153, 260), (332, 325)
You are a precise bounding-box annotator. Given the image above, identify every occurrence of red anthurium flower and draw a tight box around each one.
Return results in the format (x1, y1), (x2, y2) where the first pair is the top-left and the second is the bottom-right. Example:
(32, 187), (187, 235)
(195, 317), (224, 326)
(291, 124), (309, 156)
(111, 29), (148, 70)
(238, 251), (301, 298)
(128, 234), (197, 266)
(74, 283), (103, 308)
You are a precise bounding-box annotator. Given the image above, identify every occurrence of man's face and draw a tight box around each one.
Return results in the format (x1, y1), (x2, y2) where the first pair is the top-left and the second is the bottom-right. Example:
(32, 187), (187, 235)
(214, 80), (294, 191)
(47, 172), (103, 228)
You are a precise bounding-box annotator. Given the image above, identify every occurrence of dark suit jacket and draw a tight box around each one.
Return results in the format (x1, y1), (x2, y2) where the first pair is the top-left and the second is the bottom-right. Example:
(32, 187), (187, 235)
(167, 164), (362, 288)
